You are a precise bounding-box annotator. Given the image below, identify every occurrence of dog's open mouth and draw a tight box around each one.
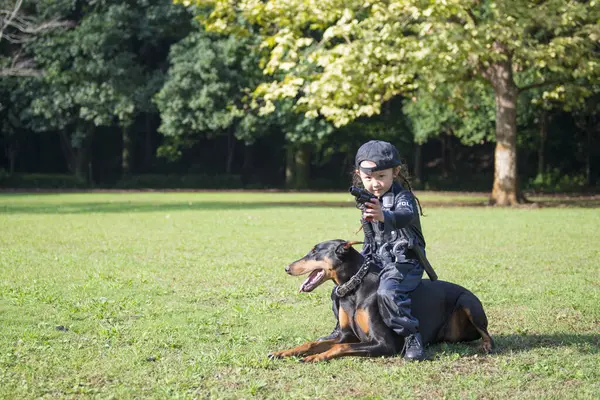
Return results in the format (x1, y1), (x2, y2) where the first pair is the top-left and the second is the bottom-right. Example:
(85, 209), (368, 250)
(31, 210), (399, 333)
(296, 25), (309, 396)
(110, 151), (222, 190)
(299, 269), (325, 293)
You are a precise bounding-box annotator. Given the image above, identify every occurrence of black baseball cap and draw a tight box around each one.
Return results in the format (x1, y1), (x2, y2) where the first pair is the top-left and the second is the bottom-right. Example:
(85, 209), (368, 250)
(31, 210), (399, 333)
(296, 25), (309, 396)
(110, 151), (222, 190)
(355, 140), (402, 173)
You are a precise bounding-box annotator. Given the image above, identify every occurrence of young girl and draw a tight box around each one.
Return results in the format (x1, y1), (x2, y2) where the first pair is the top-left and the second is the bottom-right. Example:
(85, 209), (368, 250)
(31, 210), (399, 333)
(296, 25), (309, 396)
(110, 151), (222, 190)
(322, 140), (427, 361)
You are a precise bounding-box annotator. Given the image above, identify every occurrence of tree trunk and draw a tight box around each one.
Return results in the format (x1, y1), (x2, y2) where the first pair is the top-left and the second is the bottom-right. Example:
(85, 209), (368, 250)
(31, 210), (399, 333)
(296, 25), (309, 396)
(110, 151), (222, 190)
(59, 127), (93, 182)
(447, 131), (456, 172)
(585, 124), (592, 187)
(285, 146), (294, 187)
(575, 114), (597, 188)
(285, 144), (311, 189)
(75, 126), (94, 182)
(537, 111), (548, 177)
(122, 125), (132, 177)
(8, 148), (16, 174)
(4, 139), (18, 175)
(88, 161), (94, 186)
(74, 147), (87, 181)
(58, 130), (76, 175)
(242, 143), (253, 184)
(226, 127), (235, 174)
(441, 134), (448, 177)
(293, 144), (311, 189)
(413, 143), (422, 185)
(145, 113), (153, 171)
(484, 49), (523, 205)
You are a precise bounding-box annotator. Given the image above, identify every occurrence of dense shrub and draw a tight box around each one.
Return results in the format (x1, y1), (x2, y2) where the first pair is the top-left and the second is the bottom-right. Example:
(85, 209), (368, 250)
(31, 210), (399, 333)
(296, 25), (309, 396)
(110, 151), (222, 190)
(525, 169), (589, 193)
(419, 173), (493, 192)
(0, 173), (87, 189)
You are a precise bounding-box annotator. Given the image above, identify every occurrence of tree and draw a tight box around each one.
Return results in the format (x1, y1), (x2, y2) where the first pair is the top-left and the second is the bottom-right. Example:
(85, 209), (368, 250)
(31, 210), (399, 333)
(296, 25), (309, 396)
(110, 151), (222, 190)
(0, 0), (74, 77)
(189, 0), (599, 205)
(0, 75), (36, 173)
(403, 82), (496, 179)
(274, 100), (333, 188)
(155, 24), (333, 187)
(26, 0), (190, 180)
(573, 93), (600, 187)
(155, 28), (265, 173)
(403, 81), (496, 145)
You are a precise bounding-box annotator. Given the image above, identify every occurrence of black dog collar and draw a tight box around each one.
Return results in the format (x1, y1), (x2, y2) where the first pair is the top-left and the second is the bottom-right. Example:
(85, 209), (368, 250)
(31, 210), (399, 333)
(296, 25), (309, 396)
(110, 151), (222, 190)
(334, 260), (374, 298)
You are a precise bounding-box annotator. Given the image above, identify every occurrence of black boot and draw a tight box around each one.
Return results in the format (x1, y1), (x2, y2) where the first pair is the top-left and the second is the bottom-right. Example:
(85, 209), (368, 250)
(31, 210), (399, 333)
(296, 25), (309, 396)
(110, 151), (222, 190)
(403, 332), (425, 361)
(316, 323), (340, 342)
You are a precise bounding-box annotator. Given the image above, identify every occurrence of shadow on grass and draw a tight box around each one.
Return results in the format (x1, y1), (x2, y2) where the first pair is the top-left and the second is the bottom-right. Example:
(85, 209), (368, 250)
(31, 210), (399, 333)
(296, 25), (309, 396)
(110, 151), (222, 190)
(535, 199), (600, 208)
(491, 333), (600, 354)
(0, 201), (356, 214)
(1, 193), (599, 214)
(430, 333), (599, 357)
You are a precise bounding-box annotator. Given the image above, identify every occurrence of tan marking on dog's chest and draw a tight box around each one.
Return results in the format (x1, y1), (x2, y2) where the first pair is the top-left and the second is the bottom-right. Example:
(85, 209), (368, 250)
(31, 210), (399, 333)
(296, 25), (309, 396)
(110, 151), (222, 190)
(355, 308), (370, 335)
(339, 307), (350, 329)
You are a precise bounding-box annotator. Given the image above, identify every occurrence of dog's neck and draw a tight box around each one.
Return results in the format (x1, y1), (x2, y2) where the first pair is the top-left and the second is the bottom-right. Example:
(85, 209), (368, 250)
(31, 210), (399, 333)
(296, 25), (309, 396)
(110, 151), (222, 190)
(336, 250), (365, 284)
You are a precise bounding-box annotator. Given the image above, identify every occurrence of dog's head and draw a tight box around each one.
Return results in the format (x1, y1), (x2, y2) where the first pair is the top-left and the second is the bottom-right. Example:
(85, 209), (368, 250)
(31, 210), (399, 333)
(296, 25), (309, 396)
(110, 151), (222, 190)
(285, 239), (362, 293)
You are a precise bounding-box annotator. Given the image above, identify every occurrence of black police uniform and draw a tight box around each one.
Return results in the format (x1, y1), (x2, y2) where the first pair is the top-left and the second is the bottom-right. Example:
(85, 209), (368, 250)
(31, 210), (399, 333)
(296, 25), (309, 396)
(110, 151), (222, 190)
(326, 184), (425, 336)
(323, 140), (427, 359)
(363, 181), (425, 337)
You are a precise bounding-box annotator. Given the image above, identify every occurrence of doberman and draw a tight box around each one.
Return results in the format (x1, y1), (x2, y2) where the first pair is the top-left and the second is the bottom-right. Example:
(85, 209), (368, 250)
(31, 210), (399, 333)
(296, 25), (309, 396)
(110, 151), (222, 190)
(269, 239), (494, 362)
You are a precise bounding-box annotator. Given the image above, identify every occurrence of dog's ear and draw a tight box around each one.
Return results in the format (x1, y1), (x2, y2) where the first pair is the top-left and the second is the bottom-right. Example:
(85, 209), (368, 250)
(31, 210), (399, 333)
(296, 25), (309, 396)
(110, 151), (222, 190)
(345, 241), (363, 248)
(335, 241), (363, 257)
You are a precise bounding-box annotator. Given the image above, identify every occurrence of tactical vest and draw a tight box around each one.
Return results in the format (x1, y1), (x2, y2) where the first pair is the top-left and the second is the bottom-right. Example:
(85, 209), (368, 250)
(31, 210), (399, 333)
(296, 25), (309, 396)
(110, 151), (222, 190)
(366, 184), (426, 259)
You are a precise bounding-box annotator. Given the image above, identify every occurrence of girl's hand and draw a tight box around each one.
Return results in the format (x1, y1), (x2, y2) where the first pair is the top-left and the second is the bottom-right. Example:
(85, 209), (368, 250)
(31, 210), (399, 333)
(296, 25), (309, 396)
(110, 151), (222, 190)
(363, 199), (384, 222)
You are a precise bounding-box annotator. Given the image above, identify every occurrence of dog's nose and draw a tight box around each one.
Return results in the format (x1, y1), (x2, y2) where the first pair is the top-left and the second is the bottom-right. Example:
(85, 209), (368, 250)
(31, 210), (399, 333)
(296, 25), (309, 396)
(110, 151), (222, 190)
(285, 264), (291, 274)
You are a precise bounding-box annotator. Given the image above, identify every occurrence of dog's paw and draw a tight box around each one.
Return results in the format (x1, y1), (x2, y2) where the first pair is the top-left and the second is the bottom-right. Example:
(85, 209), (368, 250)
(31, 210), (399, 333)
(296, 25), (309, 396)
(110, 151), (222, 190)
(482, 340), (495, 354)
(269, 350), (296, 359)
(300, 354), (327, 363)
(268, 352), (283, 360)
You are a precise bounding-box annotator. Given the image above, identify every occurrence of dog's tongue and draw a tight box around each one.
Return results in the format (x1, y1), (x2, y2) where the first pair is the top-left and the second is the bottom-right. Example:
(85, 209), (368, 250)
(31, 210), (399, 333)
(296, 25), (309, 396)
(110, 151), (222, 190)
(299, 270), (324, 293)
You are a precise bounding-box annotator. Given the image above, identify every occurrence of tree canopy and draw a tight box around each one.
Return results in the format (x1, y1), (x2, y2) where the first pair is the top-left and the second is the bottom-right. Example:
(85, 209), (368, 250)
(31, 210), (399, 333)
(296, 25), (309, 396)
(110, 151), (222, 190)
(1, 0), (598, 195)
(188, 0), (599, 203)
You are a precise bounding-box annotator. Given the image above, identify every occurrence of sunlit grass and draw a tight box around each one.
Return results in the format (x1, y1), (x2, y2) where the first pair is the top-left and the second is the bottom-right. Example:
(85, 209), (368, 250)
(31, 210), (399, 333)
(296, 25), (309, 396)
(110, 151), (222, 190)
(1, 192), (598, 399)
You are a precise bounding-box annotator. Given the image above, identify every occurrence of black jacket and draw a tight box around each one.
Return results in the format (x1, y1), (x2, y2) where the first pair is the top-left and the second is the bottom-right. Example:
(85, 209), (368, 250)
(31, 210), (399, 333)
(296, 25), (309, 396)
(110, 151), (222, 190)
(361, 182), (425, 261)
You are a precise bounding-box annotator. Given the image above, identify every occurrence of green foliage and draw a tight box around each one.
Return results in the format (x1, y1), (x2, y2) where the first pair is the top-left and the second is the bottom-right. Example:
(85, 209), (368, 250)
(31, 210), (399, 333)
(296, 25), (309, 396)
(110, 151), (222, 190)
(2, 0), (599, 190)
(0, 76), (38, 140)
(188, 0), (599, 129)
(154, 25), (334, 162)
(403, 82), (496, 145)
(185, 0), (599, 203)
(272, 100), (333, 145)
(23, 1), (191, 145)
(527, 169), (589, 193)
(154, 28), (263, 147)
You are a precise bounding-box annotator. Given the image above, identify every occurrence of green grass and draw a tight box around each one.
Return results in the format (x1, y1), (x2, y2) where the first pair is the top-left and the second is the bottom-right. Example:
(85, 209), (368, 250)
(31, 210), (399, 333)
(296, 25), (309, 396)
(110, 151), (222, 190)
(0, 192), (599, 399)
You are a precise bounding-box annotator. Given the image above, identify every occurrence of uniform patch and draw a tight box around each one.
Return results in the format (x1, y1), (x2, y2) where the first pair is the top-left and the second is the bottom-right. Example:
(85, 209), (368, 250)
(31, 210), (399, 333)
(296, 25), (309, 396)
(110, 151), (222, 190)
(399, 201), (410, 207)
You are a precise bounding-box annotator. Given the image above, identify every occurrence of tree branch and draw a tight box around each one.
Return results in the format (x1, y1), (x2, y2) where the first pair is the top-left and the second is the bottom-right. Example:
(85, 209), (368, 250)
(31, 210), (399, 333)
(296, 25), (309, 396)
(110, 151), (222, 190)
(0, 0), (24, 42)
(465, 8), (478, 26)
(0, 67), (42, 77)
(518, 79), (569, 93)
(1, 0), (75, 43)
(0, 50), (42, 77)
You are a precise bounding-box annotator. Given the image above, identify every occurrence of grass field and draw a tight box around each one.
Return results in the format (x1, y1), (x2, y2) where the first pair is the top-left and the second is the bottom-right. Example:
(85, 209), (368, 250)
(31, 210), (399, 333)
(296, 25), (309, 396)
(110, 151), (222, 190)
(1, 192), (599, 399)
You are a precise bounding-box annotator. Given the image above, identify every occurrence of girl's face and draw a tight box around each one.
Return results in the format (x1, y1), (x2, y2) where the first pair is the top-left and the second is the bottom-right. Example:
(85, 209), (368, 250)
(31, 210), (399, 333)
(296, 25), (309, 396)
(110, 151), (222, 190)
(358, 163), (398, 197)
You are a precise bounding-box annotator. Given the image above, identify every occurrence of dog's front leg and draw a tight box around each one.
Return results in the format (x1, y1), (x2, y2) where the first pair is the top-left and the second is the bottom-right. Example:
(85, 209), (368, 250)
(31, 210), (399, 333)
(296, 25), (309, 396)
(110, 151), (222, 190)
(301, 341), (392, 363)
(268, 339), (338, 359)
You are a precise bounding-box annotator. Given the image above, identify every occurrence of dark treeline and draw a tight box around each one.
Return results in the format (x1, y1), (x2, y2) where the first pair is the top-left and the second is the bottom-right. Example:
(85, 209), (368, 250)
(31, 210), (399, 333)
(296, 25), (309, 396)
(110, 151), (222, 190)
(1, 1), (598, 192)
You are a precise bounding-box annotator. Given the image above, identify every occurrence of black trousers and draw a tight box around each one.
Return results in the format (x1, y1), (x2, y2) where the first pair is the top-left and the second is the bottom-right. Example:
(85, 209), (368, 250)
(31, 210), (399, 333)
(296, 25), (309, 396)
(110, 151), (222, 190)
(377, 261), (423, 336)
(330, 261), (423, 337)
